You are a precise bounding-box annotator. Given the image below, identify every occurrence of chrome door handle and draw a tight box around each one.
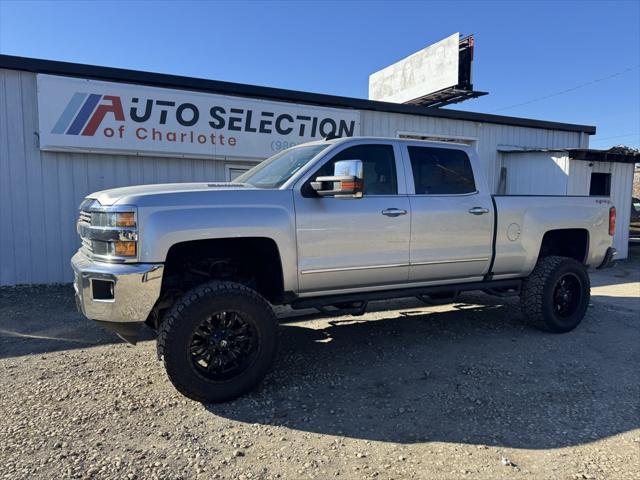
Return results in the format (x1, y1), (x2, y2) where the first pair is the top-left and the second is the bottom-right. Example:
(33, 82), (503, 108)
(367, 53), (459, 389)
(468, 207), (490, 215)
(382, 208), (407, 217)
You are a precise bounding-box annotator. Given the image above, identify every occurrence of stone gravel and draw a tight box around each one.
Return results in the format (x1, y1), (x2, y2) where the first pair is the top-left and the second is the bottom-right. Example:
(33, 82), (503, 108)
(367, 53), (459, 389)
(1, 257), (639, 480)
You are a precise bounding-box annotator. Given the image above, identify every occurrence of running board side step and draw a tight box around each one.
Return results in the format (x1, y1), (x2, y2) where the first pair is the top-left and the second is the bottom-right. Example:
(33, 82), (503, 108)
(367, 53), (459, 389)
(316, 301), (368, 317)
(290, 279), (522, 311)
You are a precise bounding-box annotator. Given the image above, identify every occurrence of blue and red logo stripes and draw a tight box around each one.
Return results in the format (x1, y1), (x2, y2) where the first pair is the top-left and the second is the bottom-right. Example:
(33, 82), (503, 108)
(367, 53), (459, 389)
(52, 93), (124, 136)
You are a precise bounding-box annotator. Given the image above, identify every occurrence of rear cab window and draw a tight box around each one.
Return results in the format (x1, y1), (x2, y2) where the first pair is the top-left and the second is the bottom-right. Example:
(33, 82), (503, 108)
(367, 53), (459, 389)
(406, 146), (476, 195)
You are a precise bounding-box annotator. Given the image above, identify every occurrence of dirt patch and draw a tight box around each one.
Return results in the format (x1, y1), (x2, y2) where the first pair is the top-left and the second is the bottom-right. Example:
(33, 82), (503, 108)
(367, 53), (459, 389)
(1, 257), (639, 479)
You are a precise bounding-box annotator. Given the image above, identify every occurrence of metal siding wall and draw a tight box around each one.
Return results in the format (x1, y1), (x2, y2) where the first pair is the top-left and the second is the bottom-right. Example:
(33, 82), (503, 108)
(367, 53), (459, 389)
(615, 163), (634, 259)
(503, 152), (569, 195)
(567, 159), (591, 195)
(567, 160), (632, 259)
(608, 163), (632, 259)
(0, 69), (260, 285)
(0, 70), (17, 284)
(588, 161), (632, 259)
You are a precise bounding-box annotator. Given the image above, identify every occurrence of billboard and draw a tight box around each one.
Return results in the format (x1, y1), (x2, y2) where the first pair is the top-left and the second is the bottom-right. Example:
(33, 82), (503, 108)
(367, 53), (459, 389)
(37, 74), (360, 159)
(368, 33), (460, 104)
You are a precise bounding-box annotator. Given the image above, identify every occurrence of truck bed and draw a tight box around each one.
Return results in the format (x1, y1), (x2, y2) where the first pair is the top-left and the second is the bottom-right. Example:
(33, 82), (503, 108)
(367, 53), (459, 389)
(490, 195), (613, 279)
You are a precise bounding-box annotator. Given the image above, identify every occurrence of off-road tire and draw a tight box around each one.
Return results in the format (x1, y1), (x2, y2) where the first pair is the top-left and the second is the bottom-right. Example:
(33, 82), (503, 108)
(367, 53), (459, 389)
(157, 281), (278, 403)
(520, 255), (590, 333)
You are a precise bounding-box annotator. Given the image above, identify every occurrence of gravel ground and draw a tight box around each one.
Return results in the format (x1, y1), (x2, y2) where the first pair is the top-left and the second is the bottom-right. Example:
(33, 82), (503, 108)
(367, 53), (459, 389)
(1, 249), (639, 480)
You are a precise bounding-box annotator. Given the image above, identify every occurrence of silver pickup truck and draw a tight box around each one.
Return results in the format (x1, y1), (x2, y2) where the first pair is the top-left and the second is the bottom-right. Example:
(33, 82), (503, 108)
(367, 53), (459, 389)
(72, 137), (617, 402)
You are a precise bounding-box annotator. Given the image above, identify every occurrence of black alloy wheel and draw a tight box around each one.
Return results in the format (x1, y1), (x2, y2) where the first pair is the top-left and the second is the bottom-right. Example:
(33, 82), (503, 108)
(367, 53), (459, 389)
(158, 281), (278, 403)
(520, 255), (591, 333)
(189, 311), (259, 381)
(552, 273), (583, 318)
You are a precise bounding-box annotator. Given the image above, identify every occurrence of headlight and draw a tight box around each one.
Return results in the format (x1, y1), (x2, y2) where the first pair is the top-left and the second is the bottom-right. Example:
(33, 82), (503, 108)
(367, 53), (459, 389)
(78, 202), (139, 262)
(91, 211), (136, 228)
(112, 212), (136, 228)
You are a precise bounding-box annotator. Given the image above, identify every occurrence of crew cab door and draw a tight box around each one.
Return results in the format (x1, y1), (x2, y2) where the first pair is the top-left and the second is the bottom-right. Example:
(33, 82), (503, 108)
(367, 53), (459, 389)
(293, 141), (410, 293)
(401, 143), (494, 282)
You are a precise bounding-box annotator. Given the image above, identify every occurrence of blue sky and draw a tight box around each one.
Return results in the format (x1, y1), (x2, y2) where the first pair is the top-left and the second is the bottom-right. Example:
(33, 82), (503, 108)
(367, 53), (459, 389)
(1, 0), (638, 148)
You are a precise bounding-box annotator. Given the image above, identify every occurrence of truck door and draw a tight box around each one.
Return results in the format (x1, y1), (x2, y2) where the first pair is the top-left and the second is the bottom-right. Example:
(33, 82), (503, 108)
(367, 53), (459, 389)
(401, 144), (494, 282)
(293, 141), (410, 293)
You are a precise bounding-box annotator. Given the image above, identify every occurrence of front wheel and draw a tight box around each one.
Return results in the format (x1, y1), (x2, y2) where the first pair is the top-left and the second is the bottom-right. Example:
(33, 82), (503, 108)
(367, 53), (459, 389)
(157, 281), (278, 403)
(520, 256), (591, 333)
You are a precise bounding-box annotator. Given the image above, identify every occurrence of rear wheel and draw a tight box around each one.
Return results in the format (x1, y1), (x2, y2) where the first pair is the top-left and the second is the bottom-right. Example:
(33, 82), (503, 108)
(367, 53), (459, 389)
(520, 256), (590, 332)
(157, 281), (278, 403)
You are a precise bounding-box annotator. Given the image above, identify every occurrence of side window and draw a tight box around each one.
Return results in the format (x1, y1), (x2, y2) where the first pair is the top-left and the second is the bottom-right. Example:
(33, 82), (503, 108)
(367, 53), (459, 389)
(407, 146), (476, 195)
(312, 144), (398, 195)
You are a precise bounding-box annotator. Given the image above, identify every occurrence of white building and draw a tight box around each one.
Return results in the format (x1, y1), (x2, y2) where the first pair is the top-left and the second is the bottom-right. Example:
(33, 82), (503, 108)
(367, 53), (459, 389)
(0, 55), (635, 285)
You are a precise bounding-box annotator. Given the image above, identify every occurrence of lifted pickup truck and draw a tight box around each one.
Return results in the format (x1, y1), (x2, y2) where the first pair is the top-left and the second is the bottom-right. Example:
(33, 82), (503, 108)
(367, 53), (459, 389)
(72, 137), (617, 402)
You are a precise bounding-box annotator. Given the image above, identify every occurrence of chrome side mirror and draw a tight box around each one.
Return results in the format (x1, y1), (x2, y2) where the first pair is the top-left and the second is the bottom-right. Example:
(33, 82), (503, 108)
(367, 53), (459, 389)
(310, 159), (364, 198)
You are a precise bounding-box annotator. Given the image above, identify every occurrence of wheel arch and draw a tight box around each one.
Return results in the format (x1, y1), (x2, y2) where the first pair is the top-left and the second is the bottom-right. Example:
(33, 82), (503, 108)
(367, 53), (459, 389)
(161, 237), (286, 304)
(536, 228), (590, 265)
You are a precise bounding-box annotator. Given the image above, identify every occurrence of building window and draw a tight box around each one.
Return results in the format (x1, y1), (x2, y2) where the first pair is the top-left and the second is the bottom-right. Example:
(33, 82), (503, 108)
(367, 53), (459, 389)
(226, 165), (251, 181)
(589, 172), (611, 196)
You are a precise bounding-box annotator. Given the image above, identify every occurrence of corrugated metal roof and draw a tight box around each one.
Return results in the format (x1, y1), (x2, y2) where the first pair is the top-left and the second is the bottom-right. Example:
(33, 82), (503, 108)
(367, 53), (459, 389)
(568, 149), (640, 164)
(0, 54), (596, 135)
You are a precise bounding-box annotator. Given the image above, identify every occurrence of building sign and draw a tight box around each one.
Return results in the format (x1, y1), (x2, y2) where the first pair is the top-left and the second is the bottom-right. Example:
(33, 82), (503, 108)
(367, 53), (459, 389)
(37, 74), (360, 159)
(369, 32), (460, 104)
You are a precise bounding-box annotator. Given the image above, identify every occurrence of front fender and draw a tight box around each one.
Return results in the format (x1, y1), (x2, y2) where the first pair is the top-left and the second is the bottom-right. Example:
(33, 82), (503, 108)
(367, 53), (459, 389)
(136, 197), (298, 293)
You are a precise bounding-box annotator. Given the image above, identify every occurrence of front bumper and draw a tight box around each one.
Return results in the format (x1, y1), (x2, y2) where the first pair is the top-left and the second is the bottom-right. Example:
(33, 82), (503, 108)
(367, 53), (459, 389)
(71, 251), (164, 342)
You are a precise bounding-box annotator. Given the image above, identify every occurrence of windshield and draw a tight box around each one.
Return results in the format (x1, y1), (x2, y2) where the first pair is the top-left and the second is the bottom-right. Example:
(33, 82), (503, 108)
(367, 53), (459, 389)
(234, 144), (331, 188)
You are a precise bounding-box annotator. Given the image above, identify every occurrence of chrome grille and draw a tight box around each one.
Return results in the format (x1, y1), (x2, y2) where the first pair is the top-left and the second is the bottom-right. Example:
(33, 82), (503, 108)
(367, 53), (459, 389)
(79, 210), (93, 253)
(81, 236), (93, 253)
(79, 211), (91, 224)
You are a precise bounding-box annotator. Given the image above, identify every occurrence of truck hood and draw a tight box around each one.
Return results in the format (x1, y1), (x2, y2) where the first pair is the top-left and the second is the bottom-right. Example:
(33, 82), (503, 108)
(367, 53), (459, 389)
(89, 182), (256, 206)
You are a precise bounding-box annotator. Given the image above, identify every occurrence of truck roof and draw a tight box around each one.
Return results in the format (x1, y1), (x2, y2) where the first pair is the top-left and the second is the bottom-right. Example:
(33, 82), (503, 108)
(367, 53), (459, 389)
(300, 136), (476, 150)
